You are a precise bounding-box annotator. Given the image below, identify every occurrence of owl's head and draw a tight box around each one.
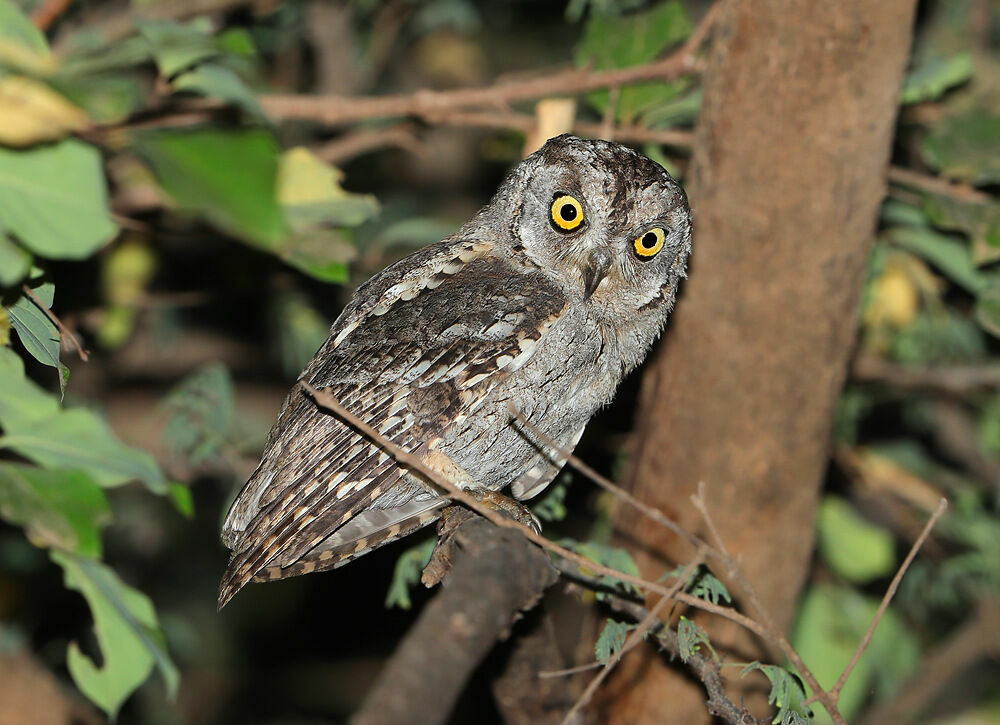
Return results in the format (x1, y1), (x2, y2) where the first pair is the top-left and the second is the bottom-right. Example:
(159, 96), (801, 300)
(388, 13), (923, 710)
(471, 134), (692, 327)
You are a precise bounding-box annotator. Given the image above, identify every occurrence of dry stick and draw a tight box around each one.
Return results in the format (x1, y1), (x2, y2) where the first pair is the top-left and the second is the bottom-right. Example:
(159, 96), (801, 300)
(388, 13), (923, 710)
(823, 496), (949, 703)
(690, 483), (846, 725)
(300, 382), (768, 642)
(886, 165), (993, 204)
(260, 3), (720, 125)
(559, 547), (709, 725)
(21, 284), (89, 362)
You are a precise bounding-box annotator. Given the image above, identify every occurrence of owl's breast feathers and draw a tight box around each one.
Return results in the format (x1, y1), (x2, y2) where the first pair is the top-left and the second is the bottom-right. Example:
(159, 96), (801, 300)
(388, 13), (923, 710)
(217, 239), (569, 607)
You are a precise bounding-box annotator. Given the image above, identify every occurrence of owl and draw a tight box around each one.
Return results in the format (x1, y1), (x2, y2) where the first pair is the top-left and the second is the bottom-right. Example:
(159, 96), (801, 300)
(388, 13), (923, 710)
(218, 134), (692, 608)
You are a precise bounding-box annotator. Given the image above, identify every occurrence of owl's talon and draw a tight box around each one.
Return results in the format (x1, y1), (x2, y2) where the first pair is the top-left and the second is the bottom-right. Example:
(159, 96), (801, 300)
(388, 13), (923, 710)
(467, 488), (542, 534)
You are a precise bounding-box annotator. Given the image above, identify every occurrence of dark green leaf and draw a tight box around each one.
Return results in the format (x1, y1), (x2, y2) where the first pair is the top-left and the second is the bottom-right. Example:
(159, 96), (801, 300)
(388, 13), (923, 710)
(135, 18), (218, 77)
(817, 496), (895, 583)
(385, 536), (435, 609)
(922, 193), (1000, 266)
(0, 463), (109, 557)
(892, 310), (986, 365)
(51, 551), (179, 718)
(575, 2), (691, 123)
(167, 482), (194, 519)
(531, 476), (570, 522)
(594, 618), (631, 661)
(740, 661), (810, 724)
(163, 363), (235, 466)
(134, 127), (286, 248)
(172, 63), (262, 116)
(975, 283), (1000, 339)
(6, 281), (69, 392)
(0, 139), (117, 259)
(0, 345), (60, 427)
(921, 110), (1000, 186)
(561, 538), (642, 596)
(0, 233), (31, 287)
(677, 616), (711, 663)
(901, 52), (973, 104)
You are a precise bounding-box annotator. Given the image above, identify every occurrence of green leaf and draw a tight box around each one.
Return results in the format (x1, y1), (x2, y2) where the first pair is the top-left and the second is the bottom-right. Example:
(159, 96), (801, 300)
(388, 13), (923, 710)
(135, 18), (219, 77)
(279, 230), (355, 283)
(792, 585), (918, 724)
(892, 310), (986, 365)
(167, 482), (194, 519)
(0, 464), (109, 557)
(134, 127), (286, 248)
(5, 281), (69, 393)
(0, 234), (31, 286)
(886, 226), (988, 294)
(273, 290), (331, 378)
(740, 661), (810, 724)
(0, 349), (165, 492)
(0, 345), (60, 427)
(921, 110), (1000, 186)
(817, 496), (895, 583)
(1, 409), (166, 492)
(975, 283), (1000, 339)
(575, 2), (691, 123)
(0, 139), (117, 259)
(172, 62), (262, 116)
(560, 538), (642, 596)
(594, 618), (631, 661)
(531, 476), (570, 523)
(901, 52), (973, 104)
(163, 363), (235, 466)
(278, 147), (379, 231)
(677, 616), (712, 663)
(922, 193), (1000, 265)
(0, 0), (53, 74)
(51, 551), (179, 718)
(385, 536), (435, 610)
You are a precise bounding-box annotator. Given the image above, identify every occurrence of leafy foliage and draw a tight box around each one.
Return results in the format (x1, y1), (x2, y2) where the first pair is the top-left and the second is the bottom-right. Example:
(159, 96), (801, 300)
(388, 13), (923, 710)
(740, 662), (811, 725)
(594, 618), (632, 661)
(816, 496), (895, 584)
(559, 538), (642, 597)
(531, 475), (571, 522)
(385, 536), (436, 610)
(676, 616), (713, 663)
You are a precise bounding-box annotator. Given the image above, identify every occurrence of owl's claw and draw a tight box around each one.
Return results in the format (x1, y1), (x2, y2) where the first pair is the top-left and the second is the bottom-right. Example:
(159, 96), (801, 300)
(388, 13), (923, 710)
(466, 488), (542, 535)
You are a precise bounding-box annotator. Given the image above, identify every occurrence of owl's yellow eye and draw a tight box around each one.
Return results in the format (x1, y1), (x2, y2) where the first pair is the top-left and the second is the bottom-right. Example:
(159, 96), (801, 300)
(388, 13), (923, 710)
(550, 195), (584, 231)
(634, 228), (665, 258)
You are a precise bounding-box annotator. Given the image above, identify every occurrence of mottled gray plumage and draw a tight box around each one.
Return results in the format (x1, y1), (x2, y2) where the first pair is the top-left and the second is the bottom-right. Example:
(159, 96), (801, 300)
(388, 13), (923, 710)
(218, 135), (692, 608)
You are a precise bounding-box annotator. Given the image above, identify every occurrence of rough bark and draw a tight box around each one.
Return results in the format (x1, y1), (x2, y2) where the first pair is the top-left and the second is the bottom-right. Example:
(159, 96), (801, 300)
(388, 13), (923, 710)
(350, 513), (557, 725)
(604, 1), (918, 722)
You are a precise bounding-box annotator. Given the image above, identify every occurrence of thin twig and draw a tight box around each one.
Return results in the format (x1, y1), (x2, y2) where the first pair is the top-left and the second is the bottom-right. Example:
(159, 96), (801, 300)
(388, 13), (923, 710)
(508, 404), (703, 550)
(851, 355), (1000, 393)
(691, 483), (846, 725)
(560, 548), (708, 725)
(260, 4), (720, 126)
(537, 661), (604, 678)
(824, 497), (948, 702)
(314, 124), (428, 165)
(21, 284), (89, 362)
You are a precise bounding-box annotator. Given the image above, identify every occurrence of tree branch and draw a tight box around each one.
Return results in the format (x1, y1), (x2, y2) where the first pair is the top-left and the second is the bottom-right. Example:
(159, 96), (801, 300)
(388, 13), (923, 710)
(350, 513), (557, 725)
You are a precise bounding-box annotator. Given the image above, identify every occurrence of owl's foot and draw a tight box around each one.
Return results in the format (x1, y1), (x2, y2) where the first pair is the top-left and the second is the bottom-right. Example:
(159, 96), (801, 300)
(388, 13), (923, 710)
(466, 488), (542, 534)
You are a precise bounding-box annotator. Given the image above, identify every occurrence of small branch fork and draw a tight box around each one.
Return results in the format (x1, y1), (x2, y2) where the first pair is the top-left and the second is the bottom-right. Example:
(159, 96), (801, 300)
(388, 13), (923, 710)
(301, 383), (946, 725)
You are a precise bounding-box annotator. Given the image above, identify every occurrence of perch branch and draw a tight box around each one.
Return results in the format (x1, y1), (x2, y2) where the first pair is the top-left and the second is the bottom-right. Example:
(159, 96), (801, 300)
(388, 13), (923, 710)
(21, 284), (89, 362)
(350, 514), (557, 725)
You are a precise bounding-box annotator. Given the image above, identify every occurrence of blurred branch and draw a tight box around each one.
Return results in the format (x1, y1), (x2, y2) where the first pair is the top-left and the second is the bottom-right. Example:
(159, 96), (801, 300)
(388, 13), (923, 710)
(852, 355), (1000, 393)
(887, 166), (994, 204)
(31, 0), (76, 30)
(314, 124), (428, 165)
(350, 512), (557, 725)
(858, 598), (1000, 725)
(260, 3), (720, 126)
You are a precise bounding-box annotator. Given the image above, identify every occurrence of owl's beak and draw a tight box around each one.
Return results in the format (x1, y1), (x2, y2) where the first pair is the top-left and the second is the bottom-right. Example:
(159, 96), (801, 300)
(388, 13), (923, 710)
(582, 249), (612, 300)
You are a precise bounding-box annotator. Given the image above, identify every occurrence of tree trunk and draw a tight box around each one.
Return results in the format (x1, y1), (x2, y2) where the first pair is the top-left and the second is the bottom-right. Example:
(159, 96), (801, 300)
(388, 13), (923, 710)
(602, 0), (918, 722)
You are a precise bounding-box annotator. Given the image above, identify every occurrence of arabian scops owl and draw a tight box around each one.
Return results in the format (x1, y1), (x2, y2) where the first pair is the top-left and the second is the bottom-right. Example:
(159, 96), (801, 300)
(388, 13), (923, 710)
(219, 135), (692, 607)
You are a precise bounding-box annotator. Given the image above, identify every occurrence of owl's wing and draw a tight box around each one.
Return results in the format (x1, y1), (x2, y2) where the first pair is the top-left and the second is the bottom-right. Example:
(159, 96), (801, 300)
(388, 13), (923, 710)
(218, 239), (567, 607)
